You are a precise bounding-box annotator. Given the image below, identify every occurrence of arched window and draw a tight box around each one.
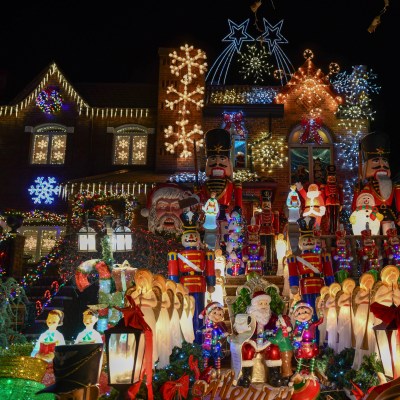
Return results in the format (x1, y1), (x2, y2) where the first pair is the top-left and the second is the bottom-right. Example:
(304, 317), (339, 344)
(288, 124), (333, 184)
(30, 124), (67, 165)
(113, 124), (150, 165)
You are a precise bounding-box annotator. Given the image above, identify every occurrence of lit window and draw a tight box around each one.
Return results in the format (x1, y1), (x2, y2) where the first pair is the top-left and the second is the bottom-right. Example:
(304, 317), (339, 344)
(31, 125), (67, 165)
(113, 125), (149, 165)
(288, 126), (333, 184)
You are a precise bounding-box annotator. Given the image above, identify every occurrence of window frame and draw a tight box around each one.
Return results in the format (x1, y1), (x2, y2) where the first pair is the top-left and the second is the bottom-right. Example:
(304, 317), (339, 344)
(29, 123), (68, 166)
(288, 124), (333, 184)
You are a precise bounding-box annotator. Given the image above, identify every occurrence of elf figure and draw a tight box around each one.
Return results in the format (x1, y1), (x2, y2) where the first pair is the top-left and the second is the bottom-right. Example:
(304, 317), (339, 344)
(291, 301), (324, 380)
(199, 302), (229, 378)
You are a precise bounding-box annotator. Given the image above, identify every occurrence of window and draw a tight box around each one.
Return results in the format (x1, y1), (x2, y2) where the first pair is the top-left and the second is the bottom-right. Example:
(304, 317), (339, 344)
(113, 125), (149, 165)
(288, 125), (333, 184)
(31, 124), (67, 165)
(232, 136), (247, 169)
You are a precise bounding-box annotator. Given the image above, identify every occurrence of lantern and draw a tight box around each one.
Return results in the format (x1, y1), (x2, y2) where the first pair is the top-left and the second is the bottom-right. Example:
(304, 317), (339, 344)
(372, 303), (400, 379)
(78, 226), (97, 252)
(104, 317), (145, 398)
(112, 225), (133, 252)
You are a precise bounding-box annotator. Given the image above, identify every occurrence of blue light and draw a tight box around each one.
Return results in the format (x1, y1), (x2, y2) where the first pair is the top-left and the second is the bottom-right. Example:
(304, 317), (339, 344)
(28, 176), (60, 205)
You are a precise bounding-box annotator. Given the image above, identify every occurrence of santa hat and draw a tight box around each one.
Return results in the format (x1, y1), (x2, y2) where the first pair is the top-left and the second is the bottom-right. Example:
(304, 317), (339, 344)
(199, 301), (224, 319)
(251, 291), (271, 306)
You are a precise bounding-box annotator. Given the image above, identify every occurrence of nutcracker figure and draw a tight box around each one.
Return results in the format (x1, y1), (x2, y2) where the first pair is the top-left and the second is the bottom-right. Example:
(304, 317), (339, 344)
(384, 227), (400, 267)
(331, 228), (353, 283)
(242, 223), (266, 275)
(352, 131), (400, 235)
(198, 128), (242, 221)
(287, 217), (334, 317)
(168, 210), (216, 344)
(320, 165), (343, 234)
(199, 302), (229, 378)
(255, 190), (279, 272)
(291, 301), (324, 380)
(358, 227), (382, 279)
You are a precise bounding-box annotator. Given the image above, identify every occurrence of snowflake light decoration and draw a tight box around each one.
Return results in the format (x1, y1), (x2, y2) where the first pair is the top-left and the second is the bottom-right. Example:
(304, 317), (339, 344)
(238, 44), (273, 84)
(42, 238), (56, 249)
(335, 131), (366, 170)
(25, 236), (37, 251)
(252, 132), (288, 173)
(36, 86), (63, 114)
(28, 176), (60, 205)
(164, 44), (207, 158)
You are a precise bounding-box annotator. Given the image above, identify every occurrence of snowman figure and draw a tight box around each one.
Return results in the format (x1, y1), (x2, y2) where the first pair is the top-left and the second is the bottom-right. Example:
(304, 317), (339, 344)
(350, 193), (383, 235)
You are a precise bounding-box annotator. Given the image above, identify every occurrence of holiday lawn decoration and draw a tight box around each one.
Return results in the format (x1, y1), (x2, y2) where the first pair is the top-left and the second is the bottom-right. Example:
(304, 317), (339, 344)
(36, 86), (63, 114)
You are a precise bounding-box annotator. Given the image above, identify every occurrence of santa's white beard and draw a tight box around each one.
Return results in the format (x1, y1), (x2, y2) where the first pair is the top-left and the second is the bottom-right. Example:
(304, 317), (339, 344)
(377, 175), (393, 200)
(248, 306), (271, 326)
(307, 191), (319, 200)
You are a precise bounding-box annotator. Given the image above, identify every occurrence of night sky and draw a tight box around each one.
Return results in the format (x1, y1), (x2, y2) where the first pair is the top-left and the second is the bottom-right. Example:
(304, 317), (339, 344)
(1, 1), (398, 172)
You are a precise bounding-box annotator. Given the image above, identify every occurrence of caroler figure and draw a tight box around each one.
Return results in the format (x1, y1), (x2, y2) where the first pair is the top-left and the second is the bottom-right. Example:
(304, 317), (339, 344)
(291, 301), (324, 380)
(199, 302), (229, 378)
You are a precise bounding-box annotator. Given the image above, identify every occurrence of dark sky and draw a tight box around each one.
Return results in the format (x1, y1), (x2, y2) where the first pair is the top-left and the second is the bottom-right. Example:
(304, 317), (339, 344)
(1, 1), (398, 171)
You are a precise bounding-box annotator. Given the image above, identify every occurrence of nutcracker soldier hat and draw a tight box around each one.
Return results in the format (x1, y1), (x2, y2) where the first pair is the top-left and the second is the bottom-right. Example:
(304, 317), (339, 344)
(36, 343), (103, 395)
(261, 189), (274, 203)
(297, 216), (316, 237)
(199, 301), (224, 319)
(205, 128), (232, 158)
(361, 130), (391, 161)
(180, 209), (200, 233)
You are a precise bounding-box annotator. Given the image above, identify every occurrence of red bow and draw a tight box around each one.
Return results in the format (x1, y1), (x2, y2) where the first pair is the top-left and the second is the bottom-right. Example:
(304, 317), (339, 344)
(188, 355), (200, 380)
(160, 374), (190, 400)
(222, 112), (246, 137)
(300, 117), (323, 144)
(117, 297), (154, 400)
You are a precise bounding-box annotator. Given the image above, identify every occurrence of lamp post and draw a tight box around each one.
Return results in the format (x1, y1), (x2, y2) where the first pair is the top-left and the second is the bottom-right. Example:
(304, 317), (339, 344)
(104, 317), (145, 399)
(372, 303), (400, 379)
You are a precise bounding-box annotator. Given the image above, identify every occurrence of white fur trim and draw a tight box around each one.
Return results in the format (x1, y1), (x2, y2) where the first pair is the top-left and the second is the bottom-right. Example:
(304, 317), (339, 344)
(241, 359), (255, 367)
(265, 359), (282, 367)
(251, 294), (271, 306)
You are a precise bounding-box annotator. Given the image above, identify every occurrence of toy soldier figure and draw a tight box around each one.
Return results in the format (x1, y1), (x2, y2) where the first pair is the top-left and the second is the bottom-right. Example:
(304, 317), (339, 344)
(168, 210), (216, 344)
(352, 131), (400, 235)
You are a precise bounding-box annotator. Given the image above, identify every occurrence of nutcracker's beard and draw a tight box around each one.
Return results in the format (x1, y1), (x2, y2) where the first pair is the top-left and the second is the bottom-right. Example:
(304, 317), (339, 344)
(149, 208), (182, 233)
(248, 306), (271, 326)
(376, 174), (392, 200)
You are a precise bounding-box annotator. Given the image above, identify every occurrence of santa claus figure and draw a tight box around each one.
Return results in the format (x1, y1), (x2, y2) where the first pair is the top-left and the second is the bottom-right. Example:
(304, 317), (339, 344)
(296, 183), (326, 228)
(238, 292), (283, 387)
(352, 131), (400, 235)
(358, 227), (382, 280)
(384, 227), (400, 267)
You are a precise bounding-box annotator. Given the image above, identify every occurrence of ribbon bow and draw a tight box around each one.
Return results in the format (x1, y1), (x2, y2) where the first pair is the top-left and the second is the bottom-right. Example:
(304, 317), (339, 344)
(299, 117), (323, 144)
(222, 112), (246, 138)
(188, 355), (200, 380)
(160, 374), (190, 400)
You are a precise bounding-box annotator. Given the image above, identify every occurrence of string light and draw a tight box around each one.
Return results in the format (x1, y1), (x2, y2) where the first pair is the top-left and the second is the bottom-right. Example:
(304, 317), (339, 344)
(238, 44), (273, 84)
(209, 87), (277, 104)
(251, 132), (288, 173)
(164, 44), (207, 158)
(35, 87), (63, 114)
(232, 169), (260, 182)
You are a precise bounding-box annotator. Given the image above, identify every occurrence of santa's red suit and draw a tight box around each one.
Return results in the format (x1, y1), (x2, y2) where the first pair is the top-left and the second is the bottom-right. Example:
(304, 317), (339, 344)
(199, 179), (242, 212)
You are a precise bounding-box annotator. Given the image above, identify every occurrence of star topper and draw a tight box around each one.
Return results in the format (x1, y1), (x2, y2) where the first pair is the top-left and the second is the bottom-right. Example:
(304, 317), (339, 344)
(223, 19), (255, 52)
(257, 19), (287, 53)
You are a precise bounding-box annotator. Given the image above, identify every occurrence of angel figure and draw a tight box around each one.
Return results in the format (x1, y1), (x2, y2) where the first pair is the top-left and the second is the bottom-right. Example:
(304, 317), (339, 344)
(166, 280), (184, 350)
(129, 269), (158, 365)
(352, 272), (376, 370)
(153, 274), (171, 368)
(325, 282), (341, 353)
(209, 268), (226, 306)
(316, 286), (329, 348)
(180, 288), (195, 344)
(336, 278), (356, 353)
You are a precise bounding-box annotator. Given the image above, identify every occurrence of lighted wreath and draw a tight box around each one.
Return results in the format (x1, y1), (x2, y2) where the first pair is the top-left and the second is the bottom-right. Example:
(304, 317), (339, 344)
(35, 86), (63, 114)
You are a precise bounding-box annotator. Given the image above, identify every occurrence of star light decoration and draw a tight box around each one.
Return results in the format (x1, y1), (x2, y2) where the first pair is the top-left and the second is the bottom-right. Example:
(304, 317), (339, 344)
(275, 49), (342, 114)
(28, 176), (60, 205)
(238, 44), (273, 84)
(251, 132), (288, 173)
(332, 65), (381, 134)
(164, 44), (207, 158)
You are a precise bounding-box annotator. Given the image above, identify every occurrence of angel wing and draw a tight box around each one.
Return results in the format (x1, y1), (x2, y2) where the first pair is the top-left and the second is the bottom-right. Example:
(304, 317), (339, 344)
(351, 286), (361, 315)
(335, 290), (344, 315)
(152, 286), (162, 322)
(166, 289), (175, 320)
(371, 281), (384, 303)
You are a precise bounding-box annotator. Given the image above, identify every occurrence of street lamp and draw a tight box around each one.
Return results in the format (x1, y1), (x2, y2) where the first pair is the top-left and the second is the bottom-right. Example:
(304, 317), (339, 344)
(372, 303), (400, 379)
(104, 317), (145, 399)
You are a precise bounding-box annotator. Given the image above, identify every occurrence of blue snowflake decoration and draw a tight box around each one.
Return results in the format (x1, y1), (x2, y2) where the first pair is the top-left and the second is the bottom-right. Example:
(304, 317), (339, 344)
(28, 176), (60, 205)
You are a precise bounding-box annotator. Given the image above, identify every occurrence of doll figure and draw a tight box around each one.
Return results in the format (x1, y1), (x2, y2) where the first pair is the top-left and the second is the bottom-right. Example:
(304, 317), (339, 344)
(31, 309), (65, 363)
(199, 302), (229, 378)
(75, 309), (103, 344)
(291, 301), (324, 380)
